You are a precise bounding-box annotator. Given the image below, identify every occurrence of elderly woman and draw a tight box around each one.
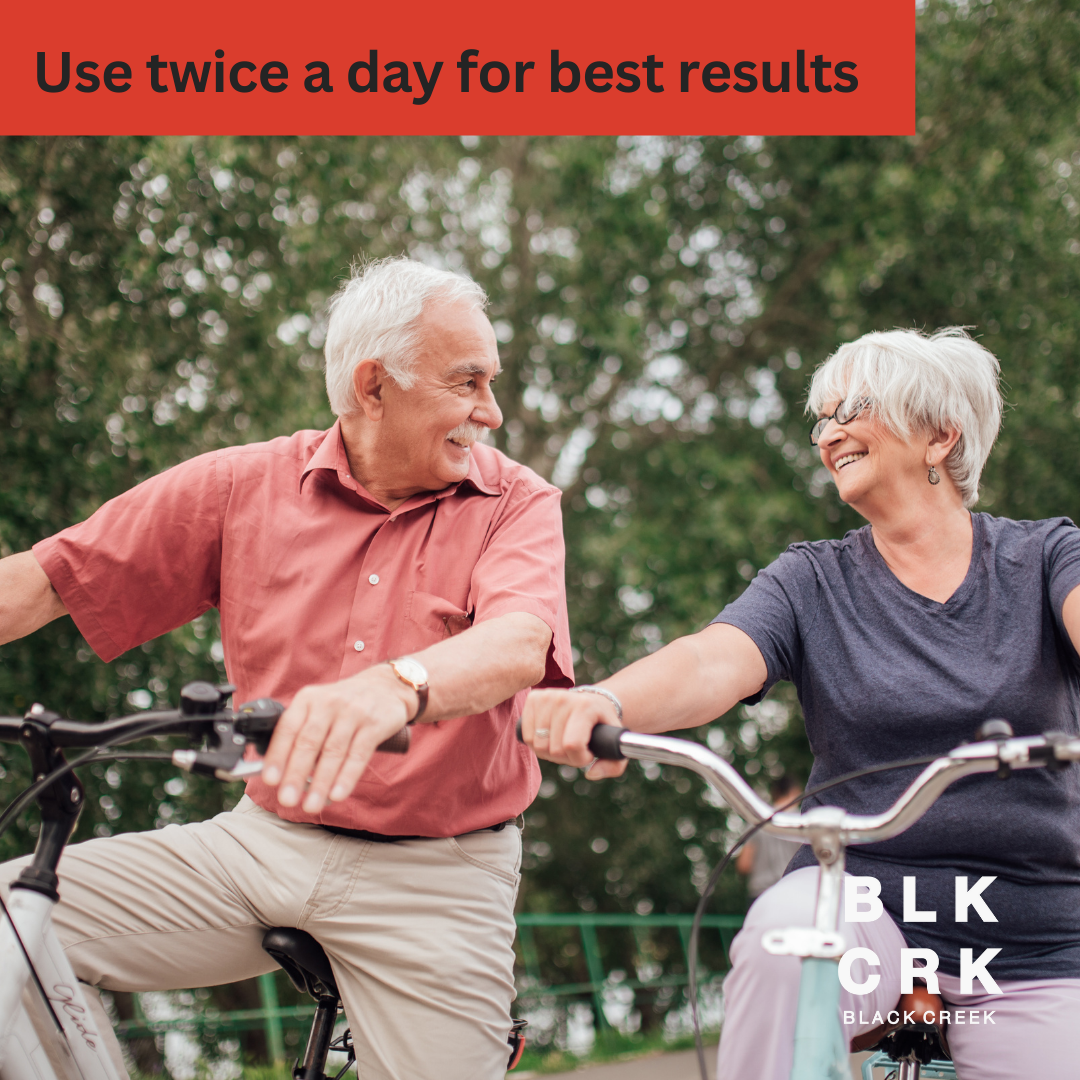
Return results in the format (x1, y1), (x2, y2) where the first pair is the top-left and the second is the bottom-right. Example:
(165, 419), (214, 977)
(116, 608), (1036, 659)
(522, 327), (1080, 1079)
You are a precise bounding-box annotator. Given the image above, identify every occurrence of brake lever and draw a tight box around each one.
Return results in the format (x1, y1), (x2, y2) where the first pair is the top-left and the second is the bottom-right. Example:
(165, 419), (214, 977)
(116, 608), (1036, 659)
(172, 746), (249, 780)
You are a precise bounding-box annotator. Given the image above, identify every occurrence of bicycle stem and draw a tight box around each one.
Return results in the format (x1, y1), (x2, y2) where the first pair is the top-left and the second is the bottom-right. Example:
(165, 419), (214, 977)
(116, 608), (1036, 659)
(12, 705), (85, 900)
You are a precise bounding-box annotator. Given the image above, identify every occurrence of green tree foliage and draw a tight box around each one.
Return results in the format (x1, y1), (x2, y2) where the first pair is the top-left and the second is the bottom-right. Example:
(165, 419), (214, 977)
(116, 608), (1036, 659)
(1, 0), (1079, 1040)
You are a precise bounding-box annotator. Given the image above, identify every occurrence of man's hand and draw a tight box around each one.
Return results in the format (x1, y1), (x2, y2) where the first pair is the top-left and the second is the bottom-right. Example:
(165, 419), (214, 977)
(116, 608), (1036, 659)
(521, 689), (627, 781)
(261, 664), (416, 813)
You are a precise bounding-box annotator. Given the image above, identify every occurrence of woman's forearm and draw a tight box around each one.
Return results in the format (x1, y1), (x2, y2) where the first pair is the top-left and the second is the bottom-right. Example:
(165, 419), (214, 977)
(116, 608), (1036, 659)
(597, 622), (768, 733)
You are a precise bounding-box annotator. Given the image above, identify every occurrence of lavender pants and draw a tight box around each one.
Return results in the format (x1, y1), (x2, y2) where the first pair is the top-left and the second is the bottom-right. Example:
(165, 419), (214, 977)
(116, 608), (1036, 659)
(717, 867), (1080, 1080)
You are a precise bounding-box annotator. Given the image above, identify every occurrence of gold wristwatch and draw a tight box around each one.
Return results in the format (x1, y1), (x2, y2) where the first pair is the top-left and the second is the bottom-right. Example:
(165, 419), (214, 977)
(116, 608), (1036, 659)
(387, 657), (430, 723)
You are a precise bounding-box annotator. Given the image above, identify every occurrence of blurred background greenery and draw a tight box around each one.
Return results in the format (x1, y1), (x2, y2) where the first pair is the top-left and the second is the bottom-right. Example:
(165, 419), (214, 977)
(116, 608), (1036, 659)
(2, 0), (1080, 1066)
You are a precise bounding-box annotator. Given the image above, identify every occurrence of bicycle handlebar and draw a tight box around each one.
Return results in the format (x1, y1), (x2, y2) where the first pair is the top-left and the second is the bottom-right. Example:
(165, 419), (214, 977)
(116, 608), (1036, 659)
(0, 709), (238, 747)
(582, 723), (1080, 846)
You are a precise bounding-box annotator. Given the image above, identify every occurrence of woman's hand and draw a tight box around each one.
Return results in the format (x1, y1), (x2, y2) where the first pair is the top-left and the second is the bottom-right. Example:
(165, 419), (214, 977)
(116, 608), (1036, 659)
(521, 688), (628, 780)
(521, 624), (768, 782)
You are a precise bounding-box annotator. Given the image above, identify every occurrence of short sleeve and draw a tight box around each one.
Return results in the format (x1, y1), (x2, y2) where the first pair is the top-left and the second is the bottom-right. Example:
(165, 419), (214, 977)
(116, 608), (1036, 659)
(32, 453), (224, 662)
(709, 547), (821, 704)
(467, 481), (573, 688)
(1045, 518), (1080, 643)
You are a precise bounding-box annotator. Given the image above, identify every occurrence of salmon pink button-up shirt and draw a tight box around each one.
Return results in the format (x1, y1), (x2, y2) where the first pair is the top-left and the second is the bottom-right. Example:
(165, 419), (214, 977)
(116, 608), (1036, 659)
(33, 423), (573, 837)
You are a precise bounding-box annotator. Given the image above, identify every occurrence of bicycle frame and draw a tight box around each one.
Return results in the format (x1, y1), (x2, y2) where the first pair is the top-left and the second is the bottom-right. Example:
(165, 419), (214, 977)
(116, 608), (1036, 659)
(0, 887), (122, 1080)
(591, 726), (1080, 1080)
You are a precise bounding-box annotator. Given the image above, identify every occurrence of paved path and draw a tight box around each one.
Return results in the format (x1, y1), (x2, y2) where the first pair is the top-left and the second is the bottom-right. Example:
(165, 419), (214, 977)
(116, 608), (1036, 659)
(516, 1049), (875, 1078)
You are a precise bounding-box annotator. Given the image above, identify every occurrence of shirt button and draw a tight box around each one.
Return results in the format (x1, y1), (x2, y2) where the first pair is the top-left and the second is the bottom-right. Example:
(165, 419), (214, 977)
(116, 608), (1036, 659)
(354, 640), (365, 652)
(368, 574), (380, 585)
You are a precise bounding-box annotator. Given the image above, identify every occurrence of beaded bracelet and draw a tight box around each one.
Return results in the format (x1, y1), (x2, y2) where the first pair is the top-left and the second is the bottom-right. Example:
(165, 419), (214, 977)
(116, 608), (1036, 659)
(570, 684), (624, 722)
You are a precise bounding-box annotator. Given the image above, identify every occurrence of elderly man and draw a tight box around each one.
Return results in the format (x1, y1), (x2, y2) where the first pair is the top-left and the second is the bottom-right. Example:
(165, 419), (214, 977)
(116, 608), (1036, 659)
(0, 258), (572, 1079)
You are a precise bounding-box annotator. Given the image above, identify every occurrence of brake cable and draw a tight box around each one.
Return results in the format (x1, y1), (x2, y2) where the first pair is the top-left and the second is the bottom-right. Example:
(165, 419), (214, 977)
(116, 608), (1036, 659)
(0, 718), (185, 843)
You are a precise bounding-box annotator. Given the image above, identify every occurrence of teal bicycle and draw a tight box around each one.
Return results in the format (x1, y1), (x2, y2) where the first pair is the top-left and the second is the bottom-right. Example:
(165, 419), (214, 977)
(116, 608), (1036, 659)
(584, 720), (1080, 1080)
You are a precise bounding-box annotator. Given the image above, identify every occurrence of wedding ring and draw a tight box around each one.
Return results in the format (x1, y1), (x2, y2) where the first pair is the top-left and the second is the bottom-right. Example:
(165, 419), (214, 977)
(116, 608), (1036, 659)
(534, 728), (550, 738)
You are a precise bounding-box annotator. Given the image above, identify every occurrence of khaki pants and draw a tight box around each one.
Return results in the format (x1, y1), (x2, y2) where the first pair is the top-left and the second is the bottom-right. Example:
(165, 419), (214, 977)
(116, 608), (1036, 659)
(0, 797), (522, 1080)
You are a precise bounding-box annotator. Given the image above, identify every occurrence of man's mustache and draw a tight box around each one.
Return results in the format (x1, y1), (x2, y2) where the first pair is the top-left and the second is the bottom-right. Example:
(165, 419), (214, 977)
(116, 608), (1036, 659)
(446, 421), (487, 445)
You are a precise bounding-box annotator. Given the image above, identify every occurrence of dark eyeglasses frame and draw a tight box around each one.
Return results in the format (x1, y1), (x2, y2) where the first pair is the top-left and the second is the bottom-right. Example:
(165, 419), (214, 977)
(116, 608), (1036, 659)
(809, 398), (871, 445)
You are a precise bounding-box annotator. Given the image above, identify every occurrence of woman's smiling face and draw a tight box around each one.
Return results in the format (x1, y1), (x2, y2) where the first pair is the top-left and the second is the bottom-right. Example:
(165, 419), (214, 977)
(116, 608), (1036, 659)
(815, 401), (929, 515)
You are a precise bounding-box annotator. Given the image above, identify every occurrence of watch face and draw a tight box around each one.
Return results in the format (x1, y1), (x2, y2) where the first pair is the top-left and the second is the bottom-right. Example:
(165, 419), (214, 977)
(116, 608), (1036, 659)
(393, 657), (428, 687)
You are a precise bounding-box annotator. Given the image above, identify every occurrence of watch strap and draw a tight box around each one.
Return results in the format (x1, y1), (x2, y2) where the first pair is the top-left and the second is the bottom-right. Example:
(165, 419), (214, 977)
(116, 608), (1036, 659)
(409, 683), (429, 724)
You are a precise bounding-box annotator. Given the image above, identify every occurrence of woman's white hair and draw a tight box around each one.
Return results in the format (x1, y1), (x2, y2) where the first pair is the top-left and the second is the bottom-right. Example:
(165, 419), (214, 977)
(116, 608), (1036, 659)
(806, 327), (1003, 508)
(323, 257), (488, 416)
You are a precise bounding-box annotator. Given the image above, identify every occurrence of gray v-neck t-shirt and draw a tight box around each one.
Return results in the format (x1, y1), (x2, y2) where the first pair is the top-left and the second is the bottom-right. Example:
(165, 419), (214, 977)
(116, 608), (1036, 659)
(713, 513), (1080, 979)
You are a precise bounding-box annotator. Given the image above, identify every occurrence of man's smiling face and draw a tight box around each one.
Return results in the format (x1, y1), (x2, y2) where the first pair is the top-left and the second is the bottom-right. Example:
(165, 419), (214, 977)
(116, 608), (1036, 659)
(378, 298), (503, 493)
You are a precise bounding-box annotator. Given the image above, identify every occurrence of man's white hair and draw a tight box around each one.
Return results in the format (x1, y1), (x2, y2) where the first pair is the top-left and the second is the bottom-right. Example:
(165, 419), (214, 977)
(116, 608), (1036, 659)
(806, 327), (1003, 508)
(324, 257), (488, 416)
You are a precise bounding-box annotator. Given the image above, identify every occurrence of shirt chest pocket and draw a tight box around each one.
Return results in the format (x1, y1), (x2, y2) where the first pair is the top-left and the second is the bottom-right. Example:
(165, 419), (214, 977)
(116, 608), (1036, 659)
(393, 590), (473, 654)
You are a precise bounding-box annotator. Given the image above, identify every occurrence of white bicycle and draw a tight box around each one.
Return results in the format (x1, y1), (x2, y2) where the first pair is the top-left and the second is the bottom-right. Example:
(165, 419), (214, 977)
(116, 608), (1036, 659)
(0, 681), (486, 1080)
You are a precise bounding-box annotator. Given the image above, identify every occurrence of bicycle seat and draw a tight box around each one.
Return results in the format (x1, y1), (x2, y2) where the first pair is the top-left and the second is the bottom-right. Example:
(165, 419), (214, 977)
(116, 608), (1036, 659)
(850, 984), (951, 1062)
(262, 927), (340, 1001)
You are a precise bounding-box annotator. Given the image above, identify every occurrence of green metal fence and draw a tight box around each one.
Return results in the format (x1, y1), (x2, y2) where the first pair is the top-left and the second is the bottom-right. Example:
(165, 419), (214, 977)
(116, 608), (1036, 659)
(514, 912), (744, 1030)
(113, 913), (745, 1060)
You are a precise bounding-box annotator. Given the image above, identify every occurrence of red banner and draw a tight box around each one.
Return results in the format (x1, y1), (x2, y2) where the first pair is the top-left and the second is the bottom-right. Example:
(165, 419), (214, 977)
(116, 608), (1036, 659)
(4, 0), (913, 135)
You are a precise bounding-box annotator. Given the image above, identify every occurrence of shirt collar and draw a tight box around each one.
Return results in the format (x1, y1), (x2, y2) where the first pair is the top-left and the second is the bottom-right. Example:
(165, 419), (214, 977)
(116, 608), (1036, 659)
(458, 450), (503, 498)
(299, 421), (354, 494)
(300, 421), (502, 503)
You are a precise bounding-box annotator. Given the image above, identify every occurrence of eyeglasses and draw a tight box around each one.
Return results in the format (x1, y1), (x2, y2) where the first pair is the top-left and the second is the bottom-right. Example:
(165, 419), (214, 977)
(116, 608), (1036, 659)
(809, 398), (871, 445)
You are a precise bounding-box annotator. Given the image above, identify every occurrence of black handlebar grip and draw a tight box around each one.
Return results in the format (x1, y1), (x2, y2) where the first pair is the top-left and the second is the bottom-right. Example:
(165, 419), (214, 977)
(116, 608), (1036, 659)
(376, 727), (411, 754)
(588, 724), (626, 760)
(234, 698), (285, 754)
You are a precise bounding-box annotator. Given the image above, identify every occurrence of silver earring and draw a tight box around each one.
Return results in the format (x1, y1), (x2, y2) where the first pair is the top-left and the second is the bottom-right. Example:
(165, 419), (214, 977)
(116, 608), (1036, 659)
(928, 465), (941, 485)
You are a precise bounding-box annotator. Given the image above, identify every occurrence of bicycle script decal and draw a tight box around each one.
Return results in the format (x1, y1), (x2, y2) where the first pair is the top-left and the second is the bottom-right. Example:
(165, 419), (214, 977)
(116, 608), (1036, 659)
(49, 984), (100, 1050)
(838, 875), (1004, 997)
(1, 0), (913, 135)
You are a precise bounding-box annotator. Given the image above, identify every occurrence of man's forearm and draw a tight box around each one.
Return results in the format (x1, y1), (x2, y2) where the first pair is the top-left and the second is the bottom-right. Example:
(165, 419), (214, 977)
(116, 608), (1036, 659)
(264, 610), (554, 812)
(0, 551), (68, 646)
(407, 611), (552, 722)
